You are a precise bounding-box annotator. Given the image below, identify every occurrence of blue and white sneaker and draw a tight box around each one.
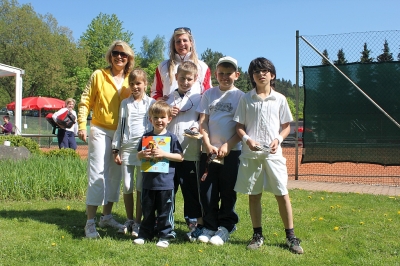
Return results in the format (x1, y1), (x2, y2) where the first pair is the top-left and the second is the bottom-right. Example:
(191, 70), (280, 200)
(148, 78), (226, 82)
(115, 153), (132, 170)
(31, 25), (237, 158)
(198, 228), (216, 243)
(209, 226), (230, 246)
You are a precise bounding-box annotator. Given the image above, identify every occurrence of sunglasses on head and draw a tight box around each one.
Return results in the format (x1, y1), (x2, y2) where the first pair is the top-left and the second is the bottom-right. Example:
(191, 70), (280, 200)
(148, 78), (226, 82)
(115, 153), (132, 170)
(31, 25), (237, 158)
(111, 51), (128, 58)
(174, 27), (191, 34)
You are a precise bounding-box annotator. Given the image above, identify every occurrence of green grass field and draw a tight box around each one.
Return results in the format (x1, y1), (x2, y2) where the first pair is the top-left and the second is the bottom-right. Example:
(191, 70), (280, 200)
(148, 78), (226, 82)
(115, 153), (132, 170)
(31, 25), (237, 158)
(0, 155), (399, 265)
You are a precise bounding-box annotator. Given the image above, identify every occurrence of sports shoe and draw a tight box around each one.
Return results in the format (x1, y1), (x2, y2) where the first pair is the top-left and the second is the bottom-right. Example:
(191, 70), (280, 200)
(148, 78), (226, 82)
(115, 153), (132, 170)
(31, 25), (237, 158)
(247, 233), (264, 250)
(198, 228), (216, 243)
(286, 237), (304, 254)
(99, 215), (126, 233)
(186, 226), (203, 242)
(119, 220), (134, 234)
(132, 222), (140, 237)
(133, 238), (145, 245)
(210, 226), (230, 246)
(85, 219), (100, 239)
(156, 238), (169, 248)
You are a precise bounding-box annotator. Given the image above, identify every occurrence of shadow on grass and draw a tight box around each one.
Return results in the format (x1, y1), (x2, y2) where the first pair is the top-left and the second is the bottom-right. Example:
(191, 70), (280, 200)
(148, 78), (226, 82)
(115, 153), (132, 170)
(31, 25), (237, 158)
(0, 208), (190, 241)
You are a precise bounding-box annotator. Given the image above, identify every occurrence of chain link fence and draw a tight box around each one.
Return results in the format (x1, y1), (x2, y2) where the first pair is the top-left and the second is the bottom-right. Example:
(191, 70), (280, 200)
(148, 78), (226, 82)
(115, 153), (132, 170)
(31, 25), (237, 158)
(292, 30), (400, 186)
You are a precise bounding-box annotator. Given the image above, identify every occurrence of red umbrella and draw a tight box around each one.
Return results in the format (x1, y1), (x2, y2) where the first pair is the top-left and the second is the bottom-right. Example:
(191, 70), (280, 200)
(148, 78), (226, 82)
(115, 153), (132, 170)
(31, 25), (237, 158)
(7, 96), (65, 110)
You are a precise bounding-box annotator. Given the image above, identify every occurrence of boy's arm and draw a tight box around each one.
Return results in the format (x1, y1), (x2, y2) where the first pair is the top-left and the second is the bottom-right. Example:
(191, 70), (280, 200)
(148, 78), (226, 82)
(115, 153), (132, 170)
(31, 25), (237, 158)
(236, 122), (259, 151)
(218, 132), (240, 157)
(199, 113), (218, 154)
(270, 122), (291, 154)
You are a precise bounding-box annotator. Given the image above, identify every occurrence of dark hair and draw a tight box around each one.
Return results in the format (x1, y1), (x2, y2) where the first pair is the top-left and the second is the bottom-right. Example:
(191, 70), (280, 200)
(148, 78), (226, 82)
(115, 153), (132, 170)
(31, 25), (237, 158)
(3, 115), (10, 121)
(248, 57), (276, 88)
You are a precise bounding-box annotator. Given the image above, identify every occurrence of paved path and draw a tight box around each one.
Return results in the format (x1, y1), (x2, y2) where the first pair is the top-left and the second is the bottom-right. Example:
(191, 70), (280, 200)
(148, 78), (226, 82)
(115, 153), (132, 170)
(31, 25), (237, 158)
(288, 180), (400, 196)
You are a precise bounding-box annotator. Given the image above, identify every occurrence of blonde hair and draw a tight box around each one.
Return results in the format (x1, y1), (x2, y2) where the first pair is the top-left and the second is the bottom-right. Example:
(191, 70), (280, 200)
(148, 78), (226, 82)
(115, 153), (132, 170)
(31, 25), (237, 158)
(177, 61), (198, 76)
(167, 29), (199, 84)
(148, 100), (172, 118)
(65, 98), (76, 106)
(105, 40), (135, 74)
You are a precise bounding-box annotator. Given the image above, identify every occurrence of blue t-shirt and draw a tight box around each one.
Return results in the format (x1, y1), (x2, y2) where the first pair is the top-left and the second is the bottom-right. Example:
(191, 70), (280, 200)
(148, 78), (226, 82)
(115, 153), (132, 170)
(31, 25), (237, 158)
(137, 130), (183, 190)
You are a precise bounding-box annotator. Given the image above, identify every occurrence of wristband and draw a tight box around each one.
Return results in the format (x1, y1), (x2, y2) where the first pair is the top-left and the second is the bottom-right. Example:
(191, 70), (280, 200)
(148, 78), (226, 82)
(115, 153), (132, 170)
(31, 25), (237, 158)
(242, 135), (250, 143)
(112, 149), (119, 154)
(276, 135), (283, 144)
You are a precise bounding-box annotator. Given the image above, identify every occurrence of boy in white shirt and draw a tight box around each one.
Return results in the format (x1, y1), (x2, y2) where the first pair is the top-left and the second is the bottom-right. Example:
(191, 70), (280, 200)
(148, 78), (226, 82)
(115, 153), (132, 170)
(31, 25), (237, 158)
(234, 57), (303, 254)
(165, 61), (203, 239)
(195, 56), (244, 245)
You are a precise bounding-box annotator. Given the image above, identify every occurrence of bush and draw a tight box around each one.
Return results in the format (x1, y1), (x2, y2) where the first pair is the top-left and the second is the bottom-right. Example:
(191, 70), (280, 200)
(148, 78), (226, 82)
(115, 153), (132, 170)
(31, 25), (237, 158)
(0, 135), (41, 154)
(43, 148), (80, 159)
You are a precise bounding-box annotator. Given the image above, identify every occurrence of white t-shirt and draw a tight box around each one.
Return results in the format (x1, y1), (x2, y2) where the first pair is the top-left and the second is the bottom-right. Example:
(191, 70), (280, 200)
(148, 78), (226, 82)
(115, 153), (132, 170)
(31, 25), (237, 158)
(197, 86), (244, 151)
(233, 88), (293, 158)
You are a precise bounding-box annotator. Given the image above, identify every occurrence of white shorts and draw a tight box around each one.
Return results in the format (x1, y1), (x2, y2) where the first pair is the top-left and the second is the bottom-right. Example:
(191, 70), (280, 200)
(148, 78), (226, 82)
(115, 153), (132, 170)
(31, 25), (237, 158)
(86, 126), (122, 206)
(121, 164), (143, 193)
(234, 156), (288, 196)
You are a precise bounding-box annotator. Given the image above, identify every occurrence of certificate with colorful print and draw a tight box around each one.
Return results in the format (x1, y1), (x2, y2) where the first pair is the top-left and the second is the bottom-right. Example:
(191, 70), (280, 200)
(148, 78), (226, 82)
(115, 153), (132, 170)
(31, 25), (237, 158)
(141, 136), (171, 173)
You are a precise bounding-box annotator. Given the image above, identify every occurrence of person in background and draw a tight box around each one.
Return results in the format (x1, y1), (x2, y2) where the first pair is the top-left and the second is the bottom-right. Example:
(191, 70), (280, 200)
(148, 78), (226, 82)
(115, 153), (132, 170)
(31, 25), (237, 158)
(52, 98), (78, 150)
(0, 115), (13, 134)
(234, 57), (303, 254)
(78, 40), (134, 238)
(150, 27), (212, 100)
(112, 68), (155, 237)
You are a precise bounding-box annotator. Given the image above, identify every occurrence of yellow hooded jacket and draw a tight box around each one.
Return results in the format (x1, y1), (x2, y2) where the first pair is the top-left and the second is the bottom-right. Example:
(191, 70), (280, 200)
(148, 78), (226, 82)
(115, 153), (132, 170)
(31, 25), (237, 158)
(78, 68), (131, 131)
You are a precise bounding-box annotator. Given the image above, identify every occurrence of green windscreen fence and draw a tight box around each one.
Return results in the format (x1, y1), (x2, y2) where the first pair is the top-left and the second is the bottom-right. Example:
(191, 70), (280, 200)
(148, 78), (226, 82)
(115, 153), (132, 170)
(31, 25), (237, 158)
(302, 62), (400, 165)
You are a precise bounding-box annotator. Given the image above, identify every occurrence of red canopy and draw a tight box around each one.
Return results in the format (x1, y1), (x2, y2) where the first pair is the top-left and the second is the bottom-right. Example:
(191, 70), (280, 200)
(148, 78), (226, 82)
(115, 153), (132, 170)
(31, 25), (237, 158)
(7, 96), (65, 110)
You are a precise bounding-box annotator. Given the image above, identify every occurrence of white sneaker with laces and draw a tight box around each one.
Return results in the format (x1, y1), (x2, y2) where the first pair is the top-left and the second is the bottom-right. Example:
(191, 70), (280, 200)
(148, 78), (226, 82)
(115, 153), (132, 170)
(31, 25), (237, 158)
(198, 228), (216, 243)
(133, 238), (145, 245)
(132, 222), (140, 237)
(85, 219), (100, 239)
(156, 238), (169, 248)
(210, 226), (230, 246)
(99, 215), (126, 233)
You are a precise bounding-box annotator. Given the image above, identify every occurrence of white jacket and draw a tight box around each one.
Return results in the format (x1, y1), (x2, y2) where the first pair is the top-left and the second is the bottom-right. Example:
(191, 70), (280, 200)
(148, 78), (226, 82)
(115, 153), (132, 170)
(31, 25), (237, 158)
(112, 94), (155, 150)
(166, 89), (202, 161)
(52, 108), (78, 135)
(150, 53), (212, 99)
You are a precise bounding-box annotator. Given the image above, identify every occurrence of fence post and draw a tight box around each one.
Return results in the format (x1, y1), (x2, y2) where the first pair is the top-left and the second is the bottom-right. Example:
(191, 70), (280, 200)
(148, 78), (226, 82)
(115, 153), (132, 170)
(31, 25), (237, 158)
(295, 30), (300, 180)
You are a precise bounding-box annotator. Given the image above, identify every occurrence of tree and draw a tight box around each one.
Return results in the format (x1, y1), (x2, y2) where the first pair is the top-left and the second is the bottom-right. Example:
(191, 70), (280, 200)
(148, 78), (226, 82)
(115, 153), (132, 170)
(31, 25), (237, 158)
(321, 49), (330, 65)
(137, 35), (165, 84)
(334, 49), (348, 65)
(200, 48), (224, 86)
(79, 13), (133, 71)
(377, 40), (394, 62)
(0, 0), (87, 104)
(360, 43), (374, 63)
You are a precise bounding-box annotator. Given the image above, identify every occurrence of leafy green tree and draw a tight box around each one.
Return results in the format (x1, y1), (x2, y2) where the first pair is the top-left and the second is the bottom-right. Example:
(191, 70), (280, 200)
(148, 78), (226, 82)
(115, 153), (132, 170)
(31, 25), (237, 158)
(321, 49), (330, 65)
(79, 13), (133, 71)
(377, 40), (394, 62)
(360, 43), (374, 63)
(334, 49), (348, 65)
(137, 35), (165, 84)
(200, 48), (223, 86)
(0, 0), (87, 104)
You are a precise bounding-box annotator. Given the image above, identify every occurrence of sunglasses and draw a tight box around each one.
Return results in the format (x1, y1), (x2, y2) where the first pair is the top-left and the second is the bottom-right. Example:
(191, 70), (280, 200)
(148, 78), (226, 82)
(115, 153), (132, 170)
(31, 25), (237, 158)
(111, 51), (128, 58)
(174, 27), (191, 34)
(173, 93), (194, 113)
(253, 69), (270, 75)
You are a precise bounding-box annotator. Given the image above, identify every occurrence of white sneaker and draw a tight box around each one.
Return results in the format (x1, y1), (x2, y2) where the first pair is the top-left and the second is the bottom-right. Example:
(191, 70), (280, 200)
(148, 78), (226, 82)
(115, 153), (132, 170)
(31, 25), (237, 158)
(132, 222), (140, 237)
(85, 219), (100, 239)
(156, 238), (169, 248)
(99, 215), (126, 233)
(133, 238), (145, 245)
(198, 228), (216, 243)
(210, 226), (230, 246)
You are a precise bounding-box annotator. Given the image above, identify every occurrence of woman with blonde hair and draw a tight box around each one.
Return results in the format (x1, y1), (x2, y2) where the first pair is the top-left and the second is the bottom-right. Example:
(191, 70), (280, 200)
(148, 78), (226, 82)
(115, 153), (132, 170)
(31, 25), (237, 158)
(78, 40), (135, 238)
(52, 98), (78, 149)
(150, 27), (212, 100)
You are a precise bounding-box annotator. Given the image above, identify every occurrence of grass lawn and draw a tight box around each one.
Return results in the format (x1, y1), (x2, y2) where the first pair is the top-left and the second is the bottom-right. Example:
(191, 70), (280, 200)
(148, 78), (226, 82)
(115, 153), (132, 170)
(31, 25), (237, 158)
(1, 189), (399, 265)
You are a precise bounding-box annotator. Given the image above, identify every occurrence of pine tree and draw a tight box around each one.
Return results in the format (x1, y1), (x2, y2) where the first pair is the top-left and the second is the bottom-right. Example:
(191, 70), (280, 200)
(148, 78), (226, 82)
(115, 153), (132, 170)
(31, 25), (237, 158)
(360, 43), (374, 63)
(321, 49), (330, 65)
(377, 40), (394, 62)
(334, 49), (348, 65)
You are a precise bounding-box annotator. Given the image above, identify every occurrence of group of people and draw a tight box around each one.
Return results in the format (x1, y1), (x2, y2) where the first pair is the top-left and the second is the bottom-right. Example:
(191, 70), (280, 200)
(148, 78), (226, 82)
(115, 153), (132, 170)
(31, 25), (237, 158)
(77, 27), (303, 254)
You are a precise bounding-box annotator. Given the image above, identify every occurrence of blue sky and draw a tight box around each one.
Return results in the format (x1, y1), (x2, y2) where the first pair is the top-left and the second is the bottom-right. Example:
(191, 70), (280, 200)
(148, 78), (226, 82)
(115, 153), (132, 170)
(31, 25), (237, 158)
(17, 0), (400, 83)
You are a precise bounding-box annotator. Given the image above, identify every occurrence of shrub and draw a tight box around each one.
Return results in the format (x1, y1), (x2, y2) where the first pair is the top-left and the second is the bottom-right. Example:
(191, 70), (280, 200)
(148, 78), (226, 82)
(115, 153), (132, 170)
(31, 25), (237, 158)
(43, 148), (80, 159)
(0, 135), (41, 154)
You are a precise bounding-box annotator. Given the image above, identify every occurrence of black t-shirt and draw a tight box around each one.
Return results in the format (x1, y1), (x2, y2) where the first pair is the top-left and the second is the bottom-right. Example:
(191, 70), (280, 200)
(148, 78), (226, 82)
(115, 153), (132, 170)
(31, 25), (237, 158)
(137, 131), (182, 190)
